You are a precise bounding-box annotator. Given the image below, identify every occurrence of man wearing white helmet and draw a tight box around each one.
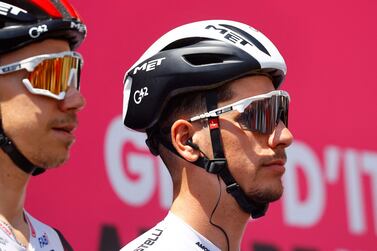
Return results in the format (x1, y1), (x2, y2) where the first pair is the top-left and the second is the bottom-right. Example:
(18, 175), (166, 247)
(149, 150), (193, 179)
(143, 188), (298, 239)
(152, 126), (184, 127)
(121, 20), (293, 251)
(0, 0), (86, 250)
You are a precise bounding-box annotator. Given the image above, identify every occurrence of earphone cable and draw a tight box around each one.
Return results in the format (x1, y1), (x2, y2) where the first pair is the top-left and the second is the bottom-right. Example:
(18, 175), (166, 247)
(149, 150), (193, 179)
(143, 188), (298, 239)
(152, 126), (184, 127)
(209, 174), (230, 251)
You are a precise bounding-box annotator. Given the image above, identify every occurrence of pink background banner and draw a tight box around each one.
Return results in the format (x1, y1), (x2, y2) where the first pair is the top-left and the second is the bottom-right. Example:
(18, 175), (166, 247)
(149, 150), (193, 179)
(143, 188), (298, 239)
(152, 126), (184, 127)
(25, 0), (377, 250)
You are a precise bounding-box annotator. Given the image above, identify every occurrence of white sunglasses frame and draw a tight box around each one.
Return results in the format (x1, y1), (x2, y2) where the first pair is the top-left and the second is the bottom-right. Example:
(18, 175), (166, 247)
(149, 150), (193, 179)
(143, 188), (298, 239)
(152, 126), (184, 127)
(0, 51), (83, 100)
(188, 90), (290, 122)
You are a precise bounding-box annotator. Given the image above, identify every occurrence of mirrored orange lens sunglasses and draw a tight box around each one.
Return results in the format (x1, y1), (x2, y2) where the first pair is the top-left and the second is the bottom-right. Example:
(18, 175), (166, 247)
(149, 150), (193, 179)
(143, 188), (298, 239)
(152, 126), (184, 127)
(0, 51), (83, 100)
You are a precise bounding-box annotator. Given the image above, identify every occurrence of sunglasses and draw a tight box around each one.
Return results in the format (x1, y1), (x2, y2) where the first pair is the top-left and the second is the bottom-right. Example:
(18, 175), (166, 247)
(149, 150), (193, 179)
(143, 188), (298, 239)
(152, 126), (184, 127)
(0, 51), (83, 100)
(189, 90), (290, 134)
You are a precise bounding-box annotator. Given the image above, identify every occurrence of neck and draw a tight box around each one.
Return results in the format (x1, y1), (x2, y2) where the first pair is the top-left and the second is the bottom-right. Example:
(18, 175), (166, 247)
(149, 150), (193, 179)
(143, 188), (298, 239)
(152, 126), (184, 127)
(171, 169), (250, 251)
(0, 151), (29, 224)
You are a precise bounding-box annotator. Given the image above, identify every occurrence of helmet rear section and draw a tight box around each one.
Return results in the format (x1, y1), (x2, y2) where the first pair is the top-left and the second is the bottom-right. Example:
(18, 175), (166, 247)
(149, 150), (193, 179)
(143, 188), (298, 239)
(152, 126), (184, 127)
(0, 0), (87, 54)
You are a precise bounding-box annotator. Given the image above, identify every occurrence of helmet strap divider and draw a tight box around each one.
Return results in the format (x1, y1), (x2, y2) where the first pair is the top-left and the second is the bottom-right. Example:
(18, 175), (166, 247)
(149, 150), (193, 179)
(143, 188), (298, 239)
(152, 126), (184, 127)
(0, 121), (44, 176)
(204, 91), (268, 218)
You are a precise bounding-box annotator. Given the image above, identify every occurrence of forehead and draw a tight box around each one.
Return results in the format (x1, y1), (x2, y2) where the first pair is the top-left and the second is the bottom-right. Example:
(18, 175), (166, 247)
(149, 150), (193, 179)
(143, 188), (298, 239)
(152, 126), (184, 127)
(221, 75), (275, 106)
(0, 39), (70, 65)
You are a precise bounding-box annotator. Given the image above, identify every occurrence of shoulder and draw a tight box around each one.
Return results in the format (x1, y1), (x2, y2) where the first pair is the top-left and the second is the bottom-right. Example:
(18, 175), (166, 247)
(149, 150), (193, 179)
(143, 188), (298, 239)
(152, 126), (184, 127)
(120, 221), (166, 251)
(25, 211), (73, 251)
(53, 228), (74, 251)
(120, 212), (214, 251)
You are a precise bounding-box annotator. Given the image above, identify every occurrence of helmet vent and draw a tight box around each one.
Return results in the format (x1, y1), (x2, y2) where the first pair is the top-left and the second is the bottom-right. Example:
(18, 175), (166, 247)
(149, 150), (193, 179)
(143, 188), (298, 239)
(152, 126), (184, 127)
(183, 53), (229, 66)
(162, 37), (211, 51)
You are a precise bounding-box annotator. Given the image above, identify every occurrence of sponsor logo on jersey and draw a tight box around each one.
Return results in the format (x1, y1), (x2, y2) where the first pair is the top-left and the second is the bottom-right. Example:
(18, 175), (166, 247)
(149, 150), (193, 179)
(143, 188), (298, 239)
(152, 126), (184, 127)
(0, 236), (8, 246)
(196, 241), (211, 251)
(0, 222), (12, 238)
(38, 232), (49, 248)
(134, 228), (163, 251)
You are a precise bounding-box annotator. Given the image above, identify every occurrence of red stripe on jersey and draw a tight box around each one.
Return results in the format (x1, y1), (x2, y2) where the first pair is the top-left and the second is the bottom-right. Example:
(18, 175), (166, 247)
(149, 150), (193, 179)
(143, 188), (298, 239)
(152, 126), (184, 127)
(24, 213), (36, 238)
(30, 0), (62, 18)
(60, 0), (80, 19)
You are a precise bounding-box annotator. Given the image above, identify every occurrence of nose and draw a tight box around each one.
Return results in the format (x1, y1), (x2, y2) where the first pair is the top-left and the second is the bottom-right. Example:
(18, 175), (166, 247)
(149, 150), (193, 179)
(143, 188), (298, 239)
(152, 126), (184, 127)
(58, 86), (86, 112)
(268, 121), (293, 149)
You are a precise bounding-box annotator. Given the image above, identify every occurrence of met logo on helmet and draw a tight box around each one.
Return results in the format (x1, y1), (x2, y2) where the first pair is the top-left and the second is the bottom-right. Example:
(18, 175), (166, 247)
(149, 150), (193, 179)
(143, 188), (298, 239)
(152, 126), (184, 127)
(71, 21), (86, 33)
(0, 1), (27, 17)
(205, 24), (253, 47)
(205, 24), (270, 56)
(133, 57), (166, 75)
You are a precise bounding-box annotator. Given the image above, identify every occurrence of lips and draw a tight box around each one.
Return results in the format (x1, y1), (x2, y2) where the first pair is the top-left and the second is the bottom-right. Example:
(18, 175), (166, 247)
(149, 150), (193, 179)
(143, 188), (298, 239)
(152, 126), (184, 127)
(263, 159), (286, 166)
(260, 158), (287, 176)
(51, 124), (76, 144)
(52, 123), (77, 134)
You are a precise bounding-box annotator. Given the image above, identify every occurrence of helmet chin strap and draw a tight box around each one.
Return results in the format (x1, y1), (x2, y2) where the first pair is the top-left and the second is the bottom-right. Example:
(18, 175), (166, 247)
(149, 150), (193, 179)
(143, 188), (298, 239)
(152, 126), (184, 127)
(146, 91), (268, 218)
(198, 90), (268, 218)
(0, 121), (45, 176)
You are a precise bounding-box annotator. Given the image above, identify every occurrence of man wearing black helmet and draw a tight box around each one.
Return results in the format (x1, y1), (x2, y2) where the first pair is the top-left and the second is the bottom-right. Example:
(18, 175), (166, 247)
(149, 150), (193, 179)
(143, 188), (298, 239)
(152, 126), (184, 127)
(121, 20), (293, 251)
(0, 1), (86, 250)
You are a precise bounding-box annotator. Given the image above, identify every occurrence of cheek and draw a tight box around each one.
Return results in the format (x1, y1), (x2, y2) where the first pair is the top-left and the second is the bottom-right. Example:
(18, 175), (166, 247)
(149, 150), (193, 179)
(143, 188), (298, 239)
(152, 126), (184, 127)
(1, 94), (50, 139)
(6, 94), (41, 116)
(222, 129), (258, 174)
(220, 127), (272, 182)
(222, 128), (261, 161)
(1, 97), (52, 164)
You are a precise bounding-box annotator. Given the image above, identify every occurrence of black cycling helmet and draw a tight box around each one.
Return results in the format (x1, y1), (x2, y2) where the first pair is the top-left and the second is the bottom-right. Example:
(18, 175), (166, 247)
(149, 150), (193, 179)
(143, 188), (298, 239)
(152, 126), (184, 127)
(123, 20), (286, 132)
(0, 0), (86, 176)
(0, 0), (86, 55)
(122, 20), (287, 218)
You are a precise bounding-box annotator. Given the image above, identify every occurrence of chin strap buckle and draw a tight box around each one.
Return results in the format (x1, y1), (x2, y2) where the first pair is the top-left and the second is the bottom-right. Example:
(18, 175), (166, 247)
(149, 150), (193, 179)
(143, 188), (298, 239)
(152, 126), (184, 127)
(226, 183), (240, 194)
(205, 158), (227, 173)
(0, 132), (9, 147)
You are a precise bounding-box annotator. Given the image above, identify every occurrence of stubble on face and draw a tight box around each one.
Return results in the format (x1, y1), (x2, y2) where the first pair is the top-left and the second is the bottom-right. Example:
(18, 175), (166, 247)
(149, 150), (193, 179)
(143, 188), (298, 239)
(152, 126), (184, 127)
(219, 75), (290, 205)
(0, 39), (76, 169)
(34, 113), (78, 168)
(246, 149), (287, 203)
(1, 86), (77, 169)
(229, 144), (287, 204)
(30, 145), (70, 169)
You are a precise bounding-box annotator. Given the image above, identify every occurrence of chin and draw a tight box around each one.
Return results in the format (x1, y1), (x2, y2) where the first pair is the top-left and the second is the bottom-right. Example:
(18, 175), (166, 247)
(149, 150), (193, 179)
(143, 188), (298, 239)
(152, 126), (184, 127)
(34, 150), (70, 168)
(248, 184), (284, 203)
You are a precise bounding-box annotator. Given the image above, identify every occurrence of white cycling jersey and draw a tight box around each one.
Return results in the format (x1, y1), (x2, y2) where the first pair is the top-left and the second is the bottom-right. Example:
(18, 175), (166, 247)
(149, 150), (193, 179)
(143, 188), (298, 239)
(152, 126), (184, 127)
(0, 211), (72, 251)
(121, 212), (221, 251)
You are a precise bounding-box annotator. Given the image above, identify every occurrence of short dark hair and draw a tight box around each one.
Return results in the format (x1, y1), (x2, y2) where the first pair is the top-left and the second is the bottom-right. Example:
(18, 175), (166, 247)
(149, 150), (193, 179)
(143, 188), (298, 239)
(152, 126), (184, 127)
(150, 83), (233, 163)
(161, 83), (233, 129)
(146, 83), (233, 185)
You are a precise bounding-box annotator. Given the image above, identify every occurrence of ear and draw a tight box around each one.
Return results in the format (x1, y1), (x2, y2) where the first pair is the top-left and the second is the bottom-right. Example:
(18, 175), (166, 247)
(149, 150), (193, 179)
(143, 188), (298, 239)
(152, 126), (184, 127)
(171, 119), (200, 162)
